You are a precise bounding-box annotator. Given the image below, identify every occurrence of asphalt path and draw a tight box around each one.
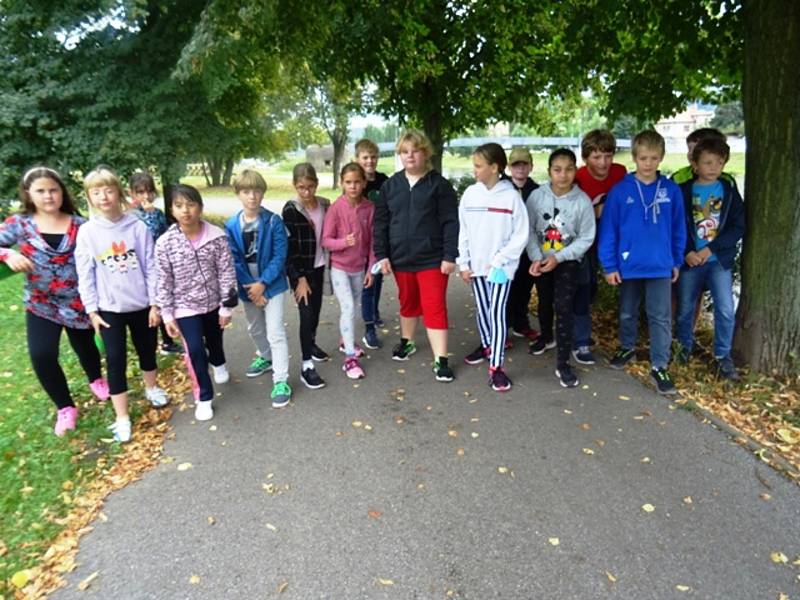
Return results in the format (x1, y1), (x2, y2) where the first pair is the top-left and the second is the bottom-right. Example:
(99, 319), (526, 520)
(53, 275), (800, 599)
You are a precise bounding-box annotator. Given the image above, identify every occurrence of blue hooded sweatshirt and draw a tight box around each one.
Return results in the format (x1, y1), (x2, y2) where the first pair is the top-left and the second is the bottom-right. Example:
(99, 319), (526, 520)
(598, 173), (686, 279)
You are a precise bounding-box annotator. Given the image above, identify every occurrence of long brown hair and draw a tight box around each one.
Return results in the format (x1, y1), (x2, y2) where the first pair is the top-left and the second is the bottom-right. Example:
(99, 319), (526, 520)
(19, 167), (80, 215)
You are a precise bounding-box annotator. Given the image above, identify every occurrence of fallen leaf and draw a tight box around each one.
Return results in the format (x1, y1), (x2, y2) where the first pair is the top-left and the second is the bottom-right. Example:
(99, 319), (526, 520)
(266, 523), (277, 531)
(208, 425), (217, 431)
(548, 537), (560, 546)
(352, 420), (363, 428)
(618, 395), (630, 401)
(277, 580), (289, 593)
(448, 429), (458, 438)
(776, 429), (798, 444)
(683, 496), (693, 504)
(564, 409), (573, 415)
(580, 423), (591, 430)
(778, 593), (789, 600)
(675, 584), (691, 592)
(397, 369), (406, 374)
(177, 462), (193, 471)
(582, 448), (595, 455)
(470, 432), (479, 439)
(377, 578), (394, 586)
(11, 569), (31, 588)
(595, 439), (605, 447)
(498, 466), (509, 474)
(605, 571), (617, 583)
(641, 503), (655, 513)
(456, 448), (465, 456)
(395, 416), (406, 425)
(77, 571), (99, 591)
(368, 510), (382, 519)
(207, 516), (216, 525)
(364, 424), (373, 431)
(470, 417), (480, 423)
(641, 456), (651, 463)
(770, 551), (788, 564)
(189, 574), (201, 584)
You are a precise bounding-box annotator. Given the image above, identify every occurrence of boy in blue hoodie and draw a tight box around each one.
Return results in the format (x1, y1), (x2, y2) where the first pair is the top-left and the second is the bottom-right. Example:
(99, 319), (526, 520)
(598, 130), (686, 395)
(225, 170), (292, 408)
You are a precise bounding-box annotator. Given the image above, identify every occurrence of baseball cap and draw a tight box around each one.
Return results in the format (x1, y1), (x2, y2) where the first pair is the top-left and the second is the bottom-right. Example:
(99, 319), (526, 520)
(508, 147), (532, 165)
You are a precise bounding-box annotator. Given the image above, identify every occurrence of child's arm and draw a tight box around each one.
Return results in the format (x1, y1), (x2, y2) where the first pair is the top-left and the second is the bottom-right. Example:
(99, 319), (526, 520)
(525, 195), (544, 264)
(597, 189), (621, 281)
(225, 222), (256, 289)
(491, 194), (530, 271)
(216, 237), (238, 326)
(373, 181), (390, 263)
(321, 205), (348, 252)
(281, 205), (305, 283)
(668, 182), (687, 271)
(257, 214), (288, 290)
(456, 201), (471, 278)
(141, 225), (160, 327)
(0, 217), (33, 272)
(555, 194), (595, 263)
(154, 238), (176, 322)
(707, 185), (746, 255)
(436, 179), (459, 264)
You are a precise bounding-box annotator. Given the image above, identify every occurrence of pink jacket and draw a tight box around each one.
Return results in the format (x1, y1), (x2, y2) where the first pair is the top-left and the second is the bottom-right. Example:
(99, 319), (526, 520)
(321, 195), (376, 273)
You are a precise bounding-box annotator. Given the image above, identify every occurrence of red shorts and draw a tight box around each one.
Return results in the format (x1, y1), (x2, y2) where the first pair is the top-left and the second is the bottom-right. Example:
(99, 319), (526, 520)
(394, 268), (449, 329)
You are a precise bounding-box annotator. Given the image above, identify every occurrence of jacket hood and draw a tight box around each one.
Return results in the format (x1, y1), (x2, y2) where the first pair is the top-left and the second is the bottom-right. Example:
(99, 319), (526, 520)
(477, 178), (516, 196)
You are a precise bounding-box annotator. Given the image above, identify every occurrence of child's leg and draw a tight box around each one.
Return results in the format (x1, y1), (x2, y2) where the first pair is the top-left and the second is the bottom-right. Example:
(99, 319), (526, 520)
(348, 270), (364, 328)
(127, 308), (159, 387)
(644, 277), (672, 369)
(506, 253), (535, 332)
(26, 312), (73, 409)
(177, 313), (214, 402)
(553, 261), (579, 367)
(64, 326), (103, 383)
(373, 271), (384, 321)
(331, 267), (357, 354)
(100, 310), (130, 418)
(361, 273), (376, 325)
(618, 279), (643, 350)
(202, 309), (226, 367)
(243, 299), (272, 360)
(534, 271), (555, 341)
(264, 291), (289, 383)
(675, 265), (705, 352)
(395, 271), (422, 342)
(309, 266), (325, 344)
(471, 276), (492, 348)
(706, 262), (735, 359)
(488, 279), (511, 369)
(417, 268), (450, 357)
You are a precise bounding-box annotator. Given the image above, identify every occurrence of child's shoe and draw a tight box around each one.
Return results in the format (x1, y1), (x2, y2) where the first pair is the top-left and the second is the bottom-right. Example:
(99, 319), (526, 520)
(715, 356), (741, 382)
(362, 328), (382, 349)
(212, 363), (230, 384)
(54, 406), (78, 437)
(572, 346), (597, 365)
(343, 356), (365, 379)
(609, 347), (635, 369)
(512, 327), (540, 341)
(529, 338), (556, 355)
(433, 357), (454, 382)
(651, 367), (677, 395)
(464, 345), (489, 365)
(555, 364), (579, 388)
(109, 417), (131, 443)
(391, 340), (417, 361)
(89, 378), (110, 401)
(195, 400), (213, 421)
(489, 367), (512, 392)
(270, 381), (292, 408)
(338, 342), (365, 357)
(246, 356), (272, 377)
(311, 345), (330, 362)
(160, 340), (184, 355)
(145, 386), (169, 408)
(300, 368), (326, 389)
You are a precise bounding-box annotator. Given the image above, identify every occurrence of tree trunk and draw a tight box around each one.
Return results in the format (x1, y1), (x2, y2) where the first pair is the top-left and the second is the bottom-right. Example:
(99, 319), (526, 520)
(222, 157), (234, 187)
(205, 156), (222, 187)
(422, 112), (445, 174)
(330, 117), (348, 189)
(201, 163), (212, 188)
(732, 0), (800, 375)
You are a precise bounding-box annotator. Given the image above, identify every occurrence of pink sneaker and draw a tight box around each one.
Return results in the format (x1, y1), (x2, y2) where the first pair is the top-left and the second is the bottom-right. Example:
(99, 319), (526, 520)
(54, 406), (78, 436)
(343, 356), (365, 379)
(338, 342), (365, 358)
(89, 378), (110, 401)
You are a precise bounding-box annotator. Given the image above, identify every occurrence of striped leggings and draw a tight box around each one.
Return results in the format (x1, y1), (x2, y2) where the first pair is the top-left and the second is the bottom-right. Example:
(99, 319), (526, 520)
(471, 276), (511, 369)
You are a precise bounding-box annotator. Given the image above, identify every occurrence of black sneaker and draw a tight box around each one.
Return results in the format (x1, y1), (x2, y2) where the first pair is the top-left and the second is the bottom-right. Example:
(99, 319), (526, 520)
(375, 316), (384, 327)
(528, 338), (556, 355)
(651, 367), (677, 395)
(160, 340), (184, 355)
(300, 368), (326, 389)
(433, 357), (454, 382)
(489, 367), (512, 391)
(571, 346), (597, 365)
(555, 365), (579, 388)
(464, 345), (488, 365)
(673, 343), (691, 365)
(609, 347), (635, 370)
(311, 345), (330, 362)
(715, 356), (741, 382)
(362, 328), (381, 349)
(392, 340), (417, 361)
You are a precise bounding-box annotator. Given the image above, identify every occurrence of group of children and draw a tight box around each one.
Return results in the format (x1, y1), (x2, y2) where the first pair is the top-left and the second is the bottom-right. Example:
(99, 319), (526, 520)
(0, 127), (744, 442)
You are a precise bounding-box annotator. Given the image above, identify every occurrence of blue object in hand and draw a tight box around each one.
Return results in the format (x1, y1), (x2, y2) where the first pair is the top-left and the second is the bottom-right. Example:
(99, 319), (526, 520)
(487, 267), (508, 284)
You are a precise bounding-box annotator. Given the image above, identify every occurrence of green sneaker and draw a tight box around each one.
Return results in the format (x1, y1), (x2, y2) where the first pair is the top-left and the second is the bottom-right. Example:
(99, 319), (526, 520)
(270, 381), (292, 408)
(246, 356), (272, 378)
(391, 340), (417, 361)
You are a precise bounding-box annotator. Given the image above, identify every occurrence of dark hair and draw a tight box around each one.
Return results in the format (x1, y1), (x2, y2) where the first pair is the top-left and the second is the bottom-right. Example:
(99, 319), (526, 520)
(548, 148), (577, 169)
(691, 137), (731, 163)
(686, 127), (726, 145)
(292, 162), (319, 185)
(170, 184), (204, 209)
(473, 143), (508, 173)
(340, 162), (366, 181)
(19, 167), (80, 216)
(130, 171), (156, 192)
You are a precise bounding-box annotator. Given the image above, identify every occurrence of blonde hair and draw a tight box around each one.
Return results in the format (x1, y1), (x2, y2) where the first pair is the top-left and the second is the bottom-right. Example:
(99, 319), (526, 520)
(396, 129), (434, 171)
(83, 166), (128, 208)
(234, 169), (267, 193)
(631, 130), (665, 158)
(355, 138), (379, 156)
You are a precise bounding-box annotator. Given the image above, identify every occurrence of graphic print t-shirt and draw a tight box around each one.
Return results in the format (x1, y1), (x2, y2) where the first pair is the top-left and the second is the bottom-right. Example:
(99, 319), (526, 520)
(691, 181), (723, 262)
(242, 217), (259, 264)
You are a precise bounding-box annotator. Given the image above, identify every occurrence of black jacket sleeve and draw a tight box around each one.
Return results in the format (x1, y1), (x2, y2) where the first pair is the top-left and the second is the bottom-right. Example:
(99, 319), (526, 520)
(373, 178), (391, 262)
(708, 182), (745, 255)
(436, 177), (459, 263)
(281, 204), (304, 283)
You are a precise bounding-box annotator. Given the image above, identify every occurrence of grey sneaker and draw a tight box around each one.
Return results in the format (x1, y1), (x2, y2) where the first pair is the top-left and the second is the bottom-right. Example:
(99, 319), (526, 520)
(715, 356), (741, 382)
(270, 381), (292, 408)
(246, 356), (272, 378)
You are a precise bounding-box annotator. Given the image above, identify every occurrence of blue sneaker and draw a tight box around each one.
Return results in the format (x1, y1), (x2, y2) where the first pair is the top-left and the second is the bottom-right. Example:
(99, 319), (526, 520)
(362, 328), (381, 349)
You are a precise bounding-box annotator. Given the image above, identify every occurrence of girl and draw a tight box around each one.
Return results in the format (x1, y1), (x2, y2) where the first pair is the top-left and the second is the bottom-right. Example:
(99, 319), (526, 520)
(526, 149), (596, 388)
(322, 163), (375, 379)
(457, 143), (529, 392)
(75, 167), (168, 443)
(282, 163), (331, 389)
(0, 167), (109, 436)
(155, 185), (238, 421)
(373, 129), (459, 382)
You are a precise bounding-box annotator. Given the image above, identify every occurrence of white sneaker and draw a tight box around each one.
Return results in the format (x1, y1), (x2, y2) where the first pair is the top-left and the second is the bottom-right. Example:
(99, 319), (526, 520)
(212, 363), (230, 384)
(195, 400), (213, 421)
(109, 418), (132, 443)
(145, 386), (169, 408)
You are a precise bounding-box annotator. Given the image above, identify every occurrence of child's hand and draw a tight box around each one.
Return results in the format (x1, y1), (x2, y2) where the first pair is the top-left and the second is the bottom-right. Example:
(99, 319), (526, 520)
(89, 312), (110, 336)
(380, 259), (393, 275)
(164, 320), (181, 338)
(364, 272), (374, 288)
(539, 255), (558, 273)
(4, 253), (34, 273)
(685, 251), (702, 267)
(244, 281), (266, 302)
(294, 277), (311, 306)
(460, 269), (472, 283)
(529, 261), (542, 277)
(148, 306), (161, 328)
(253, 295), (268, 308)
(440, 260), (456, 275)
(697, 247), (712, 263)
(604, 272), (622, 285)
(671, 267), (680, 283)
(345, 232), (356, 247)
(219, 314), (232, 329)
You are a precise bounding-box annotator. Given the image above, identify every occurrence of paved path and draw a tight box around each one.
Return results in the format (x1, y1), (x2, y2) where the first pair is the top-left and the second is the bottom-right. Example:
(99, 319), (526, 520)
(54, 278), (799, 599)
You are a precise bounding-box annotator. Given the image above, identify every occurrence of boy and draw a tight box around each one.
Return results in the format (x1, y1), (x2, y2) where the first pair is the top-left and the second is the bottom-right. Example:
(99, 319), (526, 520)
(572, 130), (627, 365)
(355, 138), (388, 347)
(505, 147), (539, 341)
(598, 130), (686, 395)
(671, 128), (737, 186)
(225, 170), (292, 408)
(129, 172), (182, 355)
(675, 137), (745, 380)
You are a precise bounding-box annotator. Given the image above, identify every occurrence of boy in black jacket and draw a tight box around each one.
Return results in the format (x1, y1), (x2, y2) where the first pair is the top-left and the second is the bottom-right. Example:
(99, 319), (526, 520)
(675, 137), (745, 380)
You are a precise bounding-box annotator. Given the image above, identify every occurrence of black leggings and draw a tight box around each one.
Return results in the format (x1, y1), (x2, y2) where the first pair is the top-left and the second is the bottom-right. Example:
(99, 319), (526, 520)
(534, 260), (579, 367)
(507, 252), (535, 331)
(99, 308), (158, 395)
(294, 266), (325, 361)
(26, 312), (102, 409)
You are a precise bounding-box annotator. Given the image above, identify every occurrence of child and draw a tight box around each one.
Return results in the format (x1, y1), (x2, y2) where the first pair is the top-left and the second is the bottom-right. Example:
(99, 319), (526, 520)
(598, 130), (686, 395)
(75, 167), (168, 443)
(225, 169), (292, 408)
(373, 129), (459, 382)
(0, 167), (109, 436)
(355, 138), (389, 346)
(572, 129), (627, 365)
(155, 185), (238, 420)
(457, 143), (529, 392)
(282, 163), (331, 389)
(128, 171), (182, 355)
(505, 147), (540, 341)
(322, 163), (375, 379)
(671, 128), (737, 187)
(526, 149), (595, 388)
(675, 137), (745, 380)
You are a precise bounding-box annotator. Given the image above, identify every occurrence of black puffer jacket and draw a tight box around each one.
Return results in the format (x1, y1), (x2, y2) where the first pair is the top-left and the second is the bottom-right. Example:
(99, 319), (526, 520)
(373, 170), (459, 272)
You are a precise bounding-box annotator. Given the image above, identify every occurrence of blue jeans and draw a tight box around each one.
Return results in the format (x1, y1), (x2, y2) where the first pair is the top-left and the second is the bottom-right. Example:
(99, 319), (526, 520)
(177, 310), (226, 402)
(619, 278), (672, 369)
(675, 261), (735, 358)
(361, 271), (383, 324)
